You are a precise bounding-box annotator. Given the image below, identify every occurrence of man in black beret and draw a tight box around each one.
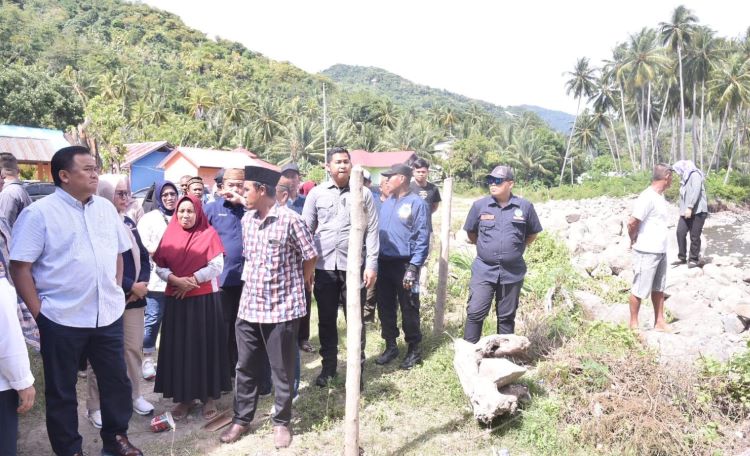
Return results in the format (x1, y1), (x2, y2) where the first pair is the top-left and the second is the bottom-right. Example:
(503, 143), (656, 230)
(222, 165), (317, 449)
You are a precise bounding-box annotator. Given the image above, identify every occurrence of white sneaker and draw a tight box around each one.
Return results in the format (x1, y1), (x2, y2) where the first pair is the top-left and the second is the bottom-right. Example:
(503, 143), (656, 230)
(87, 409), (102, 429)
(133, 396), (155, 416)
(142, 357), (156, 380)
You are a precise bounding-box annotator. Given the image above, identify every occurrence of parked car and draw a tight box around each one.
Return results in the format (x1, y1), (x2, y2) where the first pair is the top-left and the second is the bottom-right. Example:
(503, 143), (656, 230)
(22, 181), (56, 201)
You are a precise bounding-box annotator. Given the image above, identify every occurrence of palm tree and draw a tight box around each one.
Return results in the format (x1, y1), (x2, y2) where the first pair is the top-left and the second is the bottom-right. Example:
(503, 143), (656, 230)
(620, 28), (670, 168)
(591, 77), (622, 171)
(506, 130), (559, 183)
(560, 57), (596, 184)
(706, 53), (750, 181)
(370, 99), (400, 130)
(685, 26), (721, 167)
(660, 5), (698, 160)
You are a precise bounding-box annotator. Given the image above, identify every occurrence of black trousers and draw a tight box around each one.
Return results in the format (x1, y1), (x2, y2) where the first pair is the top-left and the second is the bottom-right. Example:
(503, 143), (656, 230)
(220, 285), (243, 376)
(233, 318), (298, 427)
(298, 288), (312, 343)
(37, 314), (132, 455)
(676, 213), (707, 262)
(0, 389), (18, 456)
(464, 278), (523, 343)
(376, 259), (422, 345)
(313, 269), (367, 371)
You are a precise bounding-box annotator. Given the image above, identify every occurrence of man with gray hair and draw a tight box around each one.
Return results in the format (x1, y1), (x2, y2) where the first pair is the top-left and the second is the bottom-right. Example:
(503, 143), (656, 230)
(627, 163), (674, 332)
(0, 153), (32, 229)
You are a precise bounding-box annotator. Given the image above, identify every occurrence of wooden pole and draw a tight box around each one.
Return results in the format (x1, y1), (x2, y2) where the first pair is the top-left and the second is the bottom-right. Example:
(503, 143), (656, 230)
(344, 166), (365, 456)
(433, 177), (453, 335)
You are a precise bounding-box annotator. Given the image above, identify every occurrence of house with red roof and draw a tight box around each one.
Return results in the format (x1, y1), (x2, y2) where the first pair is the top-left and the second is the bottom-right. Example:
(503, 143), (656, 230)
(157, 146), (278, 187)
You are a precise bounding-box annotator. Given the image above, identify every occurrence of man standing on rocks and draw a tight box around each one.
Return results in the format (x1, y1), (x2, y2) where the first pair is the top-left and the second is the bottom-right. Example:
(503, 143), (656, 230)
(627, 163), (674, 332)
(671, 160), (708, 268)
(462, 165), (542, 342)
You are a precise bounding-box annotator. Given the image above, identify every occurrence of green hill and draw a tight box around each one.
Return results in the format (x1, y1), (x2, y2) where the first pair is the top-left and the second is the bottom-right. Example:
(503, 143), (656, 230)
(321, 64), (574, 133)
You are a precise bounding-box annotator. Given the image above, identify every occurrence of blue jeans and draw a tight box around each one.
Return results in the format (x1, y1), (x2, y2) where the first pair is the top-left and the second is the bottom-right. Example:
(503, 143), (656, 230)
(143, 292), (165, 354)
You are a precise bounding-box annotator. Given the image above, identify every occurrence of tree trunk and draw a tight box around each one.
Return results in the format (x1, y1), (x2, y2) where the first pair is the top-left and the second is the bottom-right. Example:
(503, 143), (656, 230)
(608, 120), (622, 172)
(699, 81), (706, 169)
(670, 116), (677, 164)
(707, 104), (730, 176)
(434, 178), (453, 335)
(637, 88), (647, 169)
(602, 127), (618, 173)
(691, 81), (699, 163)
(560, 97), (581, 185)
(619, 83), (637, 170)
(677, 44), (686, 160)
(344, 168), (365, 456)
(652, 84), (671, 160)
(646, 82), (653, 157)
(723, 107), (743, 185)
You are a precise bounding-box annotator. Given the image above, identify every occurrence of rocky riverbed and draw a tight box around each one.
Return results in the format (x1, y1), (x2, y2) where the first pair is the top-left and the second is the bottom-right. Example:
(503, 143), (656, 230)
(534, 196), (750, 366)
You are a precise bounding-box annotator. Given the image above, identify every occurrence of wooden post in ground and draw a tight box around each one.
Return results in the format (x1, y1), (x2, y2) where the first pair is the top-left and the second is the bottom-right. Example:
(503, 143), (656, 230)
(344, 166), (365, 456)
(433, 177), (453, 335)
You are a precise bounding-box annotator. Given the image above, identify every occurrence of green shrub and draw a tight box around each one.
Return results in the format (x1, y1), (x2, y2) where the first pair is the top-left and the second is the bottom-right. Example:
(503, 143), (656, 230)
(705, 171), (750, 204)
(699, 342), (750, 419)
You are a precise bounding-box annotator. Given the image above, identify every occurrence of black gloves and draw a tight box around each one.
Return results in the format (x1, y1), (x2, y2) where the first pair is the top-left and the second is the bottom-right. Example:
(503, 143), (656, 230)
(402, 264), (419, 290)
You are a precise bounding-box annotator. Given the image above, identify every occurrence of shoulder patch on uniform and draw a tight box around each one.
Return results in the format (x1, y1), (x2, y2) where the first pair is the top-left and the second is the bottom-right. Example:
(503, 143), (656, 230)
(398, 203), (412, 220)
(480, 213), (495, 220)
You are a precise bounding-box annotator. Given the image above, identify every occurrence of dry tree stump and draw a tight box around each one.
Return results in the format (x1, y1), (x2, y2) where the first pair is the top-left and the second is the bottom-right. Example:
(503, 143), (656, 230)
(453, 334), (531, 423)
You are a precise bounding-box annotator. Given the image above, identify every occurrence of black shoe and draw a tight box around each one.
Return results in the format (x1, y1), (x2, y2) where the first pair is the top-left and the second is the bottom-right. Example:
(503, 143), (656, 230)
(315, 367), (337, 387)
(671, 259), (686, 266)
(375, 341), (399, 365)
(399, 346), (422, 370)
(688, 261), (702, 269)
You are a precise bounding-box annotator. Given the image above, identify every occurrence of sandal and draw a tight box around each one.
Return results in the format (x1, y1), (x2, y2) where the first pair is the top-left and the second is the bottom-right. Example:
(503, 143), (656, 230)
(202, 400), (218, 421)
(172, 402), (191, 421)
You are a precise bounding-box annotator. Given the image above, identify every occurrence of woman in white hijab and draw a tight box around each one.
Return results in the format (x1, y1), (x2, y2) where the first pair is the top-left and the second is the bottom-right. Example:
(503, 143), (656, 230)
(672, 160), (708, 267)
(84, 175), (155, 429)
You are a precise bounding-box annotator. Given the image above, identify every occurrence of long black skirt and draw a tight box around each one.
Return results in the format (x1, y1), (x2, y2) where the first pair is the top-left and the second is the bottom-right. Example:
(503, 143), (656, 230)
(154, 292), (232, 403)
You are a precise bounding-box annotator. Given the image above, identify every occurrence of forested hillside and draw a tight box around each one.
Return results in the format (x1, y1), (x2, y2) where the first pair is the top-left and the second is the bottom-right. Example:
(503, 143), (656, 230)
(322, 64), (576, 133)
(0, 0), (564, 186)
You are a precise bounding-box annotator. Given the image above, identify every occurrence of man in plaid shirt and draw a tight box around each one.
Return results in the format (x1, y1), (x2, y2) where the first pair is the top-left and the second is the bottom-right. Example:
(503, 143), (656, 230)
(220, 165), (316, 449)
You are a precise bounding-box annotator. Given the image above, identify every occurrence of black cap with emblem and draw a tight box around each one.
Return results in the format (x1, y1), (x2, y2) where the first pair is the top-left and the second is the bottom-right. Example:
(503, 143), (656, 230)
(244, 165), (281, 187)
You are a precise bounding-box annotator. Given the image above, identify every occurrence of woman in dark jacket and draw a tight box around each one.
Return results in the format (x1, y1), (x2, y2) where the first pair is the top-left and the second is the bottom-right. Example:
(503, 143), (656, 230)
(85, 174), (155, 429)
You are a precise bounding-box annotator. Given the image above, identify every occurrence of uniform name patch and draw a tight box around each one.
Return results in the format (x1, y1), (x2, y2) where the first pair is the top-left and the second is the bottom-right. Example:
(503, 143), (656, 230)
(480, 214), (495, 220)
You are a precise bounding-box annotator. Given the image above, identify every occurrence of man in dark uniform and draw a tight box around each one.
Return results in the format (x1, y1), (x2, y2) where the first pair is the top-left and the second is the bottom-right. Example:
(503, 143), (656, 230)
(463, 165), (542, 342)
(410, 158), (441, 228)
(375, 163), (430, 369)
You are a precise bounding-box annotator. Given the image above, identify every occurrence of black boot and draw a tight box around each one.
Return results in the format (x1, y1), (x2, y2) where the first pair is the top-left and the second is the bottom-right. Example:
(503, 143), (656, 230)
(375, 340), (399, 365)
(315, 364), (337, 387)
(399, 344), (422, 369)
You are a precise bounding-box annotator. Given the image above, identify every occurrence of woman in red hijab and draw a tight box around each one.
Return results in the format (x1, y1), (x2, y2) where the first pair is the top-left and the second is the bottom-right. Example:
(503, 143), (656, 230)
(152, 195), (231, 421)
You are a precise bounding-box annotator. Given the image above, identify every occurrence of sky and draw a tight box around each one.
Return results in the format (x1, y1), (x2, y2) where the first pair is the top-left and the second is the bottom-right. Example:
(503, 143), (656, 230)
(143, 0), (750, 115)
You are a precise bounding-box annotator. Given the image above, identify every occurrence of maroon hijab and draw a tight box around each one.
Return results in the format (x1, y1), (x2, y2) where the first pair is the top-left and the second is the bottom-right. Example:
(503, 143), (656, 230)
(153, 195), (224, 296)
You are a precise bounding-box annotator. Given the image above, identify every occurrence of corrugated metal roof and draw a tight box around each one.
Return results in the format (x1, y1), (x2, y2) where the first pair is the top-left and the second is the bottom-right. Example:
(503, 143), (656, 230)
(350, 150), (416, 168)
(158, 146), (279, 171)
(123, 141), (173, 167)
(0, 125), (71, 162)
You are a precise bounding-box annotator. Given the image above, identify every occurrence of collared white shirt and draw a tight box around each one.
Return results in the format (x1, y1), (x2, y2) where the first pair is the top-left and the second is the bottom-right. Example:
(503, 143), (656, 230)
(10, 188), (131, 328)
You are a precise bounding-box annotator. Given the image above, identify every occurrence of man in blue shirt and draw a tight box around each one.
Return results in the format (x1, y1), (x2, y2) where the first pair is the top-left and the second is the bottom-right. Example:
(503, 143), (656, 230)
(205, 168), (246, 377)
(375, 163), (430, 369)
(463, 165), (542, 342)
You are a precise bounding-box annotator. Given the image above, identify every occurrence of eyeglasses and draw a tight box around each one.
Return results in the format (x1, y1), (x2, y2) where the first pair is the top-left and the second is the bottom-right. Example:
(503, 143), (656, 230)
(114, 191), (130, 199)
(486, 177), (506, 186)
(161, 191), (177, 198)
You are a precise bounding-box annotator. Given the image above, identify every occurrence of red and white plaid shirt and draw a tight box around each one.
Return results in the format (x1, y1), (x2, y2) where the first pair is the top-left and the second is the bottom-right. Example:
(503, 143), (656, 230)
(238, 204), (317, 323)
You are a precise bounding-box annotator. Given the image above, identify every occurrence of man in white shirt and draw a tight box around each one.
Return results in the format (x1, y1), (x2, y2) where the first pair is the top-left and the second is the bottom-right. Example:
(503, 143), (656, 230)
(10, 146), (142, 456)
(627, 163), (674, 332)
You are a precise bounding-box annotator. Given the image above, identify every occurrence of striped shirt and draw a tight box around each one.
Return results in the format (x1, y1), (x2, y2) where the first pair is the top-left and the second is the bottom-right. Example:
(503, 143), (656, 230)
(238, 204), (316, 323)
(10, 188), (131, 328)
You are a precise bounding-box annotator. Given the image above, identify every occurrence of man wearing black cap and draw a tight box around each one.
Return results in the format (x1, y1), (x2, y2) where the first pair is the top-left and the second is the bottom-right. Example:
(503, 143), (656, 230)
(462, 165), (542, 343)
(221, 165), (317, 449)
(375, 163), (430, 369)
